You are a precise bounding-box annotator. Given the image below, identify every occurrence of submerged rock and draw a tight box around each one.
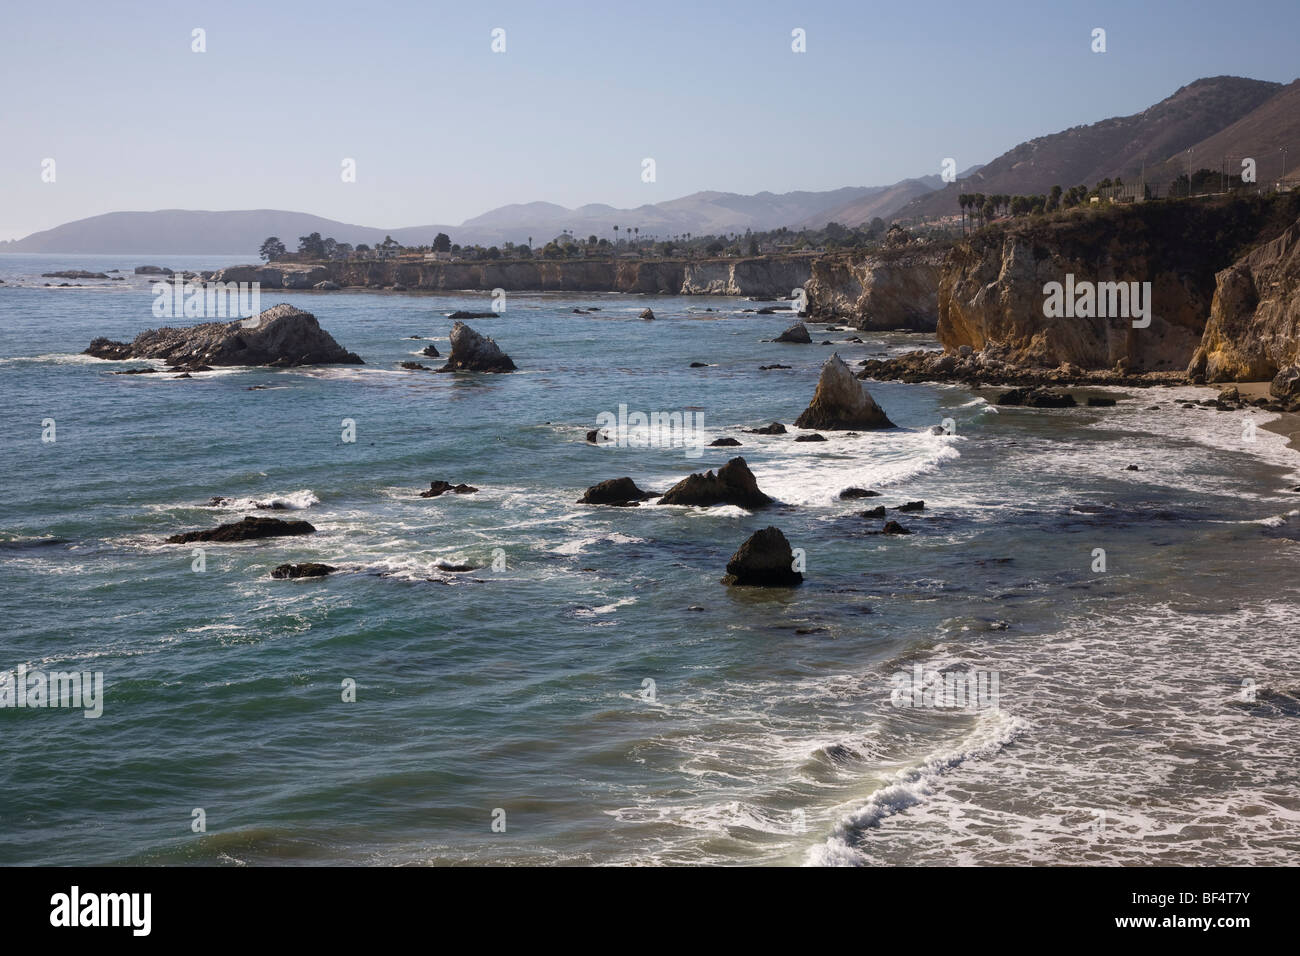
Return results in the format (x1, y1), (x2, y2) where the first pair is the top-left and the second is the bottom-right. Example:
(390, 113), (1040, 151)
(839, 487), (880, 499)
(578, 477), (658, 505)
(896, 500), (925, 512)
(745, 422), (786, 435)
(166, 516), (316, 544)
(794, 433), (826, 442)
(721, 526), (803, 587)
(437, 321), (516, 372)
(272, 562), (336, 579)
(447, 311), (496, 319)
(709, 437), (742, 447)
(794, 353), (894, 430)
(84, 304), (363, 368)
(880, 520), (912, 535)
(860, 506), (886, 518)
(659, 457), (772, 509)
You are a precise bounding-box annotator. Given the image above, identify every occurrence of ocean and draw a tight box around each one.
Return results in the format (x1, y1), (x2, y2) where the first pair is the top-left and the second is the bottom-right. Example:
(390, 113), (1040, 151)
(2, 254), (1298, 866)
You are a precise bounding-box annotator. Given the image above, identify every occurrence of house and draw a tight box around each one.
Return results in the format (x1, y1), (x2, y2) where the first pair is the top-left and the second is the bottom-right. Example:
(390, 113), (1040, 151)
(424, 251), (453, 262)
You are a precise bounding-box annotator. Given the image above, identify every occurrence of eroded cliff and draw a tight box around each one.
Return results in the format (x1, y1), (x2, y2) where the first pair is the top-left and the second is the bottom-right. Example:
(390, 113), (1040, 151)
(803, 248), (945, 331)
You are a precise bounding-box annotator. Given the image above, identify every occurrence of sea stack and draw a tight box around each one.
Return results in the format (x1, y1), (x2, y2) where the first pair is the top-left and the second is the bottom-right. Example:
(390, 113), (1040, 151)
(438, 322), (517, 372)
(721, 527), (803, 587)
(658, 457), (772, 508)
(794, 353), (894, 430)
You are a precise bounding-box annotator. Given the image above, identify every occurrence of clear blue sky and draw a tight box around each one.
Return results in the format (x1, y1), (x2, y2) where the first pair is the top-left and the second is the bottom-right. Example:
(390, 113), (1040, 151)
(2, 0), (1297, 240)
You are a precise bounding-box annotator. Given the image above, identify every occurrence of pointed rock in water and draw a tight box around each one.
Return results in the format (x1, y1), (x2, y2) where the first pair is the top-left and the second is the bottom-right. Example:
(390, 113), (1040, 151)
(84, 304), (363, 367)
(438, 321), (516, 372)
(793, 353), (894, 430)
(658, 457), (772, 509)
(721, 526), (803, 587)
(774, 322), (812, 343)
(421, 344), (440, 357)
(272, 562), (336, 579)
(578, 477), (657, 505)
(166, 516), (316, 544)
(640, 308), (655, 320)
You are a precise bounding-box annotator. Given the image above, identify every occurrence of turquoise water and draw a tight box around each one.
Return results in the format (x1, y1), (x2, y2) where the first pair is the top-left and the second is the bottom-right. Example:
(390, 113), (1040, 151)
(2, 255), (1299, 866)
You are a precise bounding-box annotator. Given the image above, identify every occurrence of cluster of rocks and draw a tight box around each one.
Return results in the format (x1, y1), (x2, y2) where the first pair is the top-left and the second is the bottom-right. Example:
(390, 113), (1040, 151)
(420, 481), (479, 498)
(858, 345), (1184, 389)
(578, 458), (772, 510)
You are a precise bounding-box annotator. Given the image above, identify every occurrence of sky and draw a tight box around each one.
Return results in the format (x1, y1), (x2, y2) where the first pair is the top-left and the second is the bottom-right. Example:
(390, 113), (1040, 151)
(1, 0), (1297, 240)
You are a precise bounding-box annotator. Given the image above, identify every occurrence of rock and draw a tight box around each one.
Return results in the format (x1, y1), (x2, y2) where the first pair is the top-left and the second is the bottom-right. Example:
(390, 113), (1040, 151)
(272, 562), (336, 579)
(709, 437), (742, 447)
(391, 284), (407, 292)
(83, 304), (363, 367)
(1086, 396), (1118, 407)
(860, 506), (886, 518)
(1125, 464), (1140, 471)
(759, 364), (791, 370)
(689, 361), (708, 368)
(166, 516), (316, 544)
(421, 344), (440, 357)
(437, 561), (481, 572)
(721, 526), (803, 587)
(134, 265), (173, 275)
(41, 270), (108, 279)
(174, 373), (192, 379)
(113, 367), (159, 375)
(447, 311), (496, 319)
(794, 433), (826, 442)
(896, 500), (925, 512)
(399, 361), (431, 371)
(1218, 385), (1240, 403)
(420, 481), (479, 498)
(578, 477), (657, 505)
(640, 308), (655, 320)
(1026, 390), (1077, 408)
(881, 521), (912, 535)
(774, 322), (812, 344)
(745, 422), (787, 435)
(586, 428), (609, 444)
(313, 280), (339, 290)
(794, 353), (894, 430)
(659, 457), (772, 508)
(438, 322), (516, 373)
(1271, 366), (1300, 400)
(839, 488), (880, 499)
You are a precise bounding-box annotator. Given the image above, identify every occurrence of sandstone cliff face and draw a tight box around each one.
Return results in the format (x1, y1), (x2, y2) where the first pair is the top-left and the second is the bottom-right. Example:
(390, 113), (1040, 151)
(804, 250), (945, 331)
(212, 257), (808, 296)
(1190, 217), (1300, 382)
(680, 257), (813, 296)
(935, 199), (1300, 371)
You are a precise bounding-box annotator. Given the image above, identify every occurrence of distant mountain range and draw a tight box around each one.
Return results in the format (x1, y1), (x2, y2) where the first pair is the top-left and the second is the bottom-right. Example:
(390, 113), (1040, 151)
(900, 75), (1297, 221)
(0, 185), (946, 256)
(4, 74), (1295, 255)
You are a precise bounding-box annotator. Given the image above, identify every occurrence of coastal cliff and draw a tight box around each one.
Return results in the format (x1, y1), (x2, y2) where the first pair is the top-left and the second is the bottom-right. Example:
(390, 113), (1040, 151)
(1190, 215), (1300, 382)
(937, 195), (1300, 372)
(210, 255), (813, 297)
(803, 248), (945, 331)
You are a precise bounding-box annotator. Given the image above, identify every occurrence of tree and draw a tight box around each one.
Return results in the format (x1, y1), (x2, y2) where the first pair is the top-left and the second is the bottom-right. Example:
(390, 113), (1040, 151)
(485, 246), (501, 260)
(298, 232), (326, 258)
(259, 237), (286, 262)
(706, 240), (725, 255)
(748, 238), (760, 256)
(1047, 185), (1062, 212)
(433, 232), (451, 253)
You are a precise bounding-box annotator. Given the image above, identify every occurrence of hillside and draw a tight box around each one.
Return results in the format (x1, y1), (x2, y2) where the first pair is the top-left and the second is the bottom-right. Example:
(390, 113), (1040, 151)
(899, 75), (1283, 223)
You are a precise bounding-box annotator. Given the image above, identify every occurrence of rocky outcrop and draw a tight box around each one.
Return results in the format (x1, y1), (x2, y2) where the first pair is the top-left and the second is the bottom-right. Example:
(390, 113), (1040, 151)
(578, 477), (657, 505)
(166, 516), (316, 543)
(774, 322), (812, 343)
(794, 354), (894, 430)
(804, 247), (946, 330)
(721, 527), (803, 587)
(420, 481), (479, 497)
(84, 304), (363, 367)
(438, 322), (516, 372)
(1190, 216), (1300, 382)
(938, 195), (1300, 372)
(207, 264), (329, 289)
(658, 457), (772, 508)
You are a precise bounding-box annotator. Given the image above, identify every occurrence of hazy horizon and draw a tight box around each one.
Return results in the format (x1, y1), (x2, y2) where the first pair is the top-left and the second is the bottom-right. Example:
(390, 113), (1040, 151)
(3, 0), (1298, 241)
